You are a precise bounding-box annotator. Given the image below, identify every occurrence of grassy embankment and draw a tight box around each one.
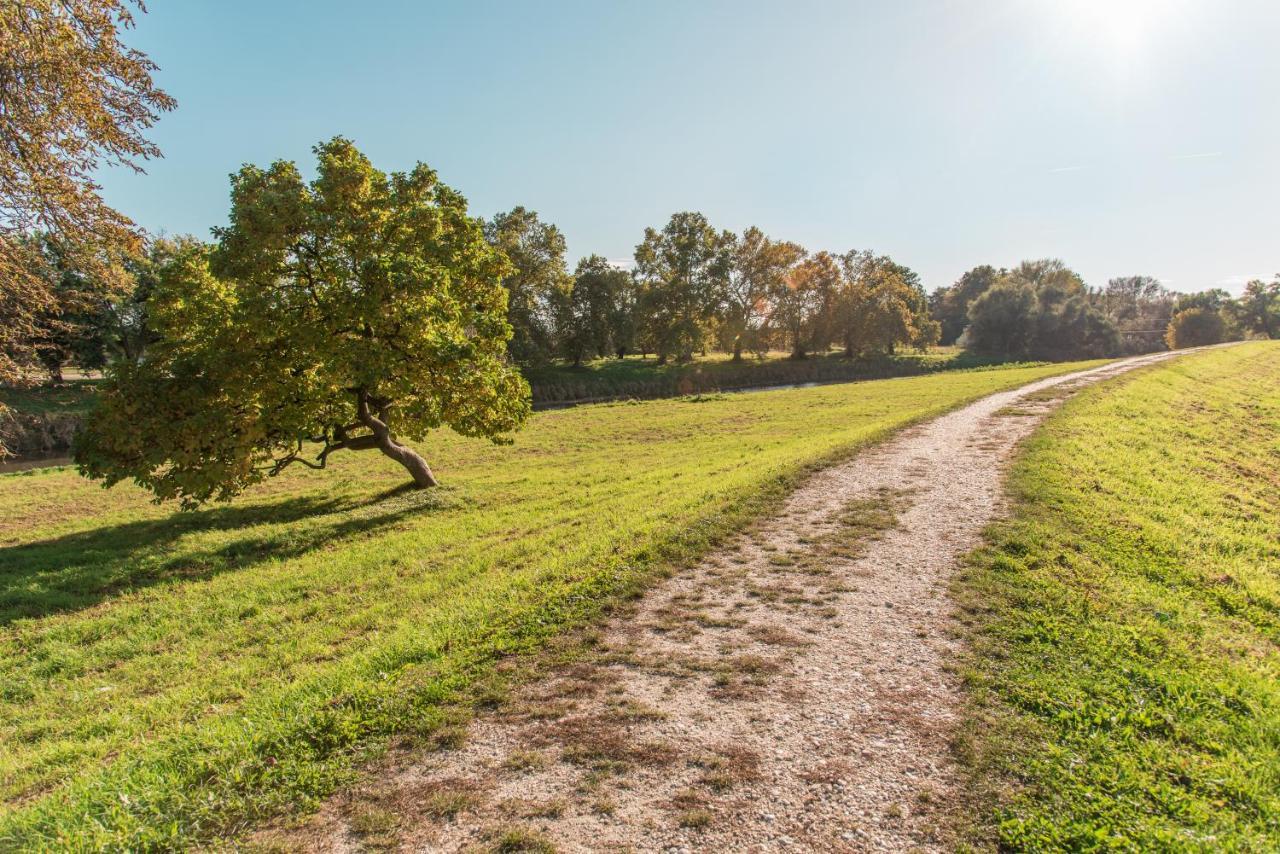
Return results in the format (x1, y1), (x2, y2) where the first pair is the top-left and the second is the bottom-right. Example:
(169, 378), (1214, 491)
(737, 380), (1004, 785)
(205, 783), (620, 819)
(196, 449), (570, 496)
(0, 360), (1098, 848)
(955, 341), (1280, 850)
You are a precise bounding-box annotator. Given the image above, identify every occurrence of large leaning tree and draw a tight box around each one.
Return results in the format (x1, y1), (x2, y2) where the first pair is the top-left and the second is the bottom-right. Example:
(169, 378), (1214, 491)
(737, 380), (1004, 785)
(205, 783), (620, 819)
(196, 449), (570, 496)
(76, 138), (531, 507)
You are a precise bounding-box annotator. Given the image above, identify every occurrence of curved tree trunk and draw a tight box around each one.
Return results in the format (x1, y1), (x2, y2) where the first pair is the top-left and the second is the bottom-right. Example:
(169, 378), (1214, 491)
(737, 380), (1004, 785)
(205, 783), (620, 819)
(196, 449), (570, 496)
(357, 393), (439, 488)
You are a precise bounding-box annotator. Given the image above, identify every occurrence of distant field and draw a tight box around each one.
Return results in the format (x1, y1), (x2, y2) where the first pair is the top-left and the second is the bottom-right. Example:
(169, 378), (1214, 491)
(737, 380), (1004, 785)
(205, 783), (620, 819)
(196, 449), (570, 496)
(0, 360), (1099, 848)
(954, 342), (1280, 849)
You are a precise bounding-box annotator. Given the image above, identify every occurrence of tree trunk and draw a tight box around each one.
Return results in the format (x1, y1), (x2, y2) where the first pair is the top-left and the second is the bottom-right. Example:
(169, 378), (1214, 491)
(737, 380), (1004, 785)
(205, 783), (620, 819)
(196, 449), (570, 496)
(388, 444), (438, 488)
(732, 339), (743, 361)
(357, 393), (439, 488)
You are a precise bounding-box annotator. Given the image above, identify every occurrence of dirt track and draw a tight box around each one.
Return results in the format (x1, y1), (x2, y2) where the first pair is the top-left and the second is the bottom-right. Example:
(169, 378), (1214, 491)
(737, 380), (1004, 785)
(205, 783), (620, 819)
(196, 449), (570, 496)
(283, 350), (1186, 853)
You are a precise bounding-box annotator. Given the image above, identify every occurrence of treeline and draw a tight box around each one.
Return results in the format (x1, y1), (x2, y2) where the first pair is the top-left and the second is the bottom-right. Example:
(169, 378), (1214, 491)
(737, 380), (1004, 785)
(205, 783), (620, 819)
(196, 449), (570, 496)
(487, 207), (939, 367)
(12, 226), (1280, 389)
(12, 209), (942, 378)
(931, 260), (1279, 358)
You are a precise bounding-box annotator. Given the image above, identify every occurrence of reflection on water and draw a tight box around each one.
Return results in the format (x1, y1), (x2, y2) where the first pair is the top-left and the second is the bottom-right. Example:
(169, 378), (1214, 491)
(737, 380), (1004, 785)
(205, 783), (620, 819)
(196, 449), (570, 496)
(0, 454), (73, 474)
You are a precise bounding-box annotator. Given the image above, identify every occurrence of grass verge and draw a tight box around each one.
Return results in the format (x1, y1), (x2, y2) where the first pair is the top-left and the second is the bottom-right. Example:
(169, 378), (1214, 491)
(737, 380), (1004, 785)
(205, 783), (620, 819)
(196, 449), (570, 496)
(0, 359), (1098, 848)
(953, 342), (1280, 850)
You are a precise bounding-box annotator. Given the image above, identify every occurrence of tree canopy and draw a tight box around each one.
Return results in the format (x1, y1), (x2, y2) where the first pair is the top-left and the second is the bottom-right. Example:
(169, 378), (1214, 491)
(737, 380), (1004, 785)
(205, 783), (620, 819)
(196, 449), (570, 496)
(0, 0), (174, 391)
(484, 207), (571, 366)
(633, 212), (733, 363)
(76, 138), (530, 506)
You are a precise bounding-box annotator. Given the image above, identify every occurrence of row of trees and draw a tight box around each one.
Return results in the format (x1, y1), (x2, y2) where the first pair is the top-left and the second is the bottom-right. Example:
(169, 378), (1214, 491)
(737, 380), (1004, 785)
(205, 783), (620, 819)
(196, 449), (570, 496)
(487, 208), (939, 367)
(931, 261), (1279, 359)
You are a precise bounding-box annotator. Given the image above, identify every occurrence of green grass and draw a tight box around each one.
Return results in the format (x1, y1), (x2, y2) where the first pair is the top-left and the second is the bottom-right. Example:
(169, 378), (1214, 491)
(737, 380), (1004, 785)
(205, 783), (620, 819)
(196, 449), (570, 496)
(954, 342), (1280, 850)
(0, 359), (1099, 849)
(0, 381), (100, 418)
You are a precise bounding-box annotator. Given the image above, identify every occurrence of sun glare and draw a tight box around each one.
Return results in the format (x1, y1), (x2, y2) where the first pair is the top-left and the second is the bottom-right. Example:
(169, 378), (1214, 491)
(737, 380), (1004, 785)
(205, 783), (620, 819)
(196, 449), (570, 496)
(1048, 0), (1198, 58)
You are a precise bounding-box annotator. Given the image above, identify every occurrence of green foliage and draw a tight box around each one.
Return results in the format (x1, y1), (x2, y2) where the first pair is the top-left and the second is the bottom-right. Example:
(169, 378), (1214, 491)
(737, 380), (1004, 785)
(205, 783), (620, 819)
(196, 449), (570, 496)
(485, 207), (573, 366)
(931, 265), (1002, 345)
(955, 342), (1280, 850)
(1165, 306), (1227, 349)
(75, 138), (530, 506)
(0, 360), (1095, 848)
(558, 255), (633, 365)
(965, 260), (1118, 359)
(1237, 277), (1279, 339)
(633, 212), (733, 362)
(720, 227), (805, 359)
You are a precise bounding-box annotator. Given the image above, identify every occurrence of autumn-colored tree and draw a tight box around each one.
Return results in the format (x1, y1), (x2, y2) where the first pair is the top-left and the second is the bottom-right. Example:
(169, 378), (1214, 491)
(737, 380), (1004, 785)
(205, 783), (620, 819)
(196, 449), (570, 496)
(0, 0), (174, 393)
(76, 138), (530, 506)
(769, 251), (840, 359)
(633, 212), (732, 363)
(721, 227), (804, 360)
(835, 252), (924, 357)
(1165, 306), (1227, 350)
(485, 207), (571, 365)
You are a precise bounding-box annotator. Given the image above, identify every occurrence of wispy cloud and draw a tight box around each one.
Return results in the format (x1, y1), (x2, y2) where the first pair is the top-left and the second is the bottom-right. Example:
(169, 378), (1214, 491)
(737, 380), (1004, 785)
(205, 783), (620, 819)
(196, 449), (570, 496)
(1171, 151), (1223, 161)
(1048, 165), (1087, 173)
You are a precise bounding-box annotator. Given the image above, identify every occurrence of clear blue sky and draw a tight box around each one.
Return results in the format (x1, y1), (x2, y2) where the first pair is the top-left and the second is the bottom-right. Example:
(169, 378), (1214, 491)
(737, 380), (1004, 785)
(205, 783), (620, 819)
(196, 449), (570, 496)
(98, 0), (1280, 294)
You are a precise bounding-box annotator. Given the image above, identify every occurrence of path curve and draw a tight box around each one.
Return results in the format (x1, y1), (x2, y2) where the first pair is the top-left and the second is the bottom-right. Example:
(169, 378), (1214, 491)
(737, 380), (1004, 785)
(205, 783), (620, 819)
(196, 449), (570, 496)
(287, 350), (1189, 853)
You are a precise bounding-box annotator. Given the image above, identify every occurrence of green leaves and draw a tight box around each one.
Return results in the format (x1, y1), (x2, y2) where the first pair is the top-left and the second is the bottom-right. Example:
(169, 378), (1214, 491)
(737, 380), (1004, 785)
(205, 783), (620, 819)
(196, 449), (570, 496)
(77, 137), (531, 505)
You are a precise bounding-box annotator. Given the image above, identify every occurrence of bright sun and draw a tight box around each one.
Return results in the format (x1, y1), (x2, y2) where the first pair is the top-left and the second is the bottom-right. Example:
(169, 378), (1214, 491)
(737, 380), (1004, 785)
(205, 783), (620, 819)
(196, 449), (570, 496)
(1052, 0), (1197, 53)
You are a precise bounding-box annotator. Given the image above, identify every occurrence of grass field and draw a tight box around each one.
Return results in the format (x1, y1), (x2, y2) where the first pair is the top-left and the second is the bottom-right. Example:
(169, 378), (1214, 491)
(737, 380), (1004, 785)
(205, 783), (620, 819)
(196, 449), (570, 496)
(954, 342), (1280, 849)
(0, 360), (1099, 849)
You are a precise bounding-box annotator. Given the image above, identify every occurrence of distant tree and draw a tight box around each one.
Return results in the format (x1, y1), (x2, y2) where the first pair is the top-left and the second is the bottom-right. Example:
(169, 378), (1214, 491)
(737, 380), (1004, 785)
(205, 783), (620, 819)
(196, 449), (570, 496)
(965, 281), (1039, 357)
(1036, 294), (1119, 359)
(1174, 288), (1233, 314)
(889, 260), (941, 352)
(77, 138), (530, 506)
(485, 207), (571, 365)
(770, 251), (839, 359)
(0, 0), (174, 456)
(559, 255), (632, 366)
(1237, 277), (1279, 339)
(721, 227), (805, 360)
(633, 212), (732, 363)
(1166, 306), (1227, 349)
(1007, 258), (1085, 306)
(930, 265), (1002, 345)
(835, 252), (932, 357)
(1096, 275), (1174, 354)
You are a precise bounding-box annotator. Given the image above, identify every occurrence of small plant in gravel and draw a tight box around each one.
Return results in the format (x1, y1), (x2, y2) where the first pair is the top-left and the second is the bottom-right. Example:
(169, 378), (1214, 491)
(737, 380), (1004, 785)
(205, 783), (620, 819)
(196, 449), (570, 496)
(677, 808), (713, 829)
(484, 825), (558, 853)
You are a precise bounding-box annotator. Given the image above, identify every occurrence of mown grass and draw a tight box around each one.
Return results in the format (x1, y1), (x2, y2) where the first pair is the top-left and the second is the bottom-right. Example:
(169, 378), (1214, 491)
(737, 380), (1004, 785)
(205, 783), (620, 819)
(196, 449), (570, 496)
(0, 360), (1098, 849)
(954, 342), (1280, 850)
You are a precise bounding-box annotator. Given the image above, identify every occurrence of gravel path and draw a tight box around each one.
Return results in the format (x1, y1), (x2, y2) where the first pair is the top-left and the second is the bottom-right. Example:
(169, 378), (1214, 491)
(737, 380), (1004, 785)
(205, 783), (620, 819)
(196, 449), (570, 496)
(280, 351), (1185, 854)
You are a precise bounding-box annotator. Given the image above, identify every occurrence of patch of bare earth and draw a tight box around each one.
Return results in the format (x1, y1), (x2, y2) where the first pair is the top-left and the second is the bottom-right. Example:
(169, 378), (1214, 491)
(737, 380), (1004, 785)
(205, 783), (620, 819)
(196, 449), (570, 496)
(261, 351), (1185, 854)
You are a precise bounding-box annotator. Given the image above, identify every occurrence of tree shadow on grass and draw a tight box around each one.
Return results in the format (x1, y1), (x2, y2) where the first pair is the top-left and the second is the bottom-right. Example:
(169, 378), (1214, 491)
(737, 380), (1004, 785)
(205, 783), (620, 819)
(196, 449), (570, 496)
(0, 487), (454, 625)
